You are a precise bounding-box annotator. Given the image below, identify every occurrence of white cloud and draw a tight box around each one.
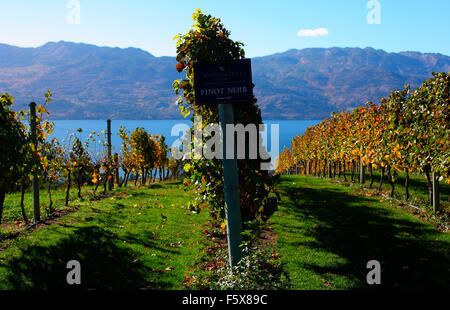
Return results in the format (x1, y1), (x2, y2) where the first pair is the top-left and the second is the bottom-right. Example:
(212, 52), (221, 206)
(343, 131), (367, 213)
(297, 28), (329, 37)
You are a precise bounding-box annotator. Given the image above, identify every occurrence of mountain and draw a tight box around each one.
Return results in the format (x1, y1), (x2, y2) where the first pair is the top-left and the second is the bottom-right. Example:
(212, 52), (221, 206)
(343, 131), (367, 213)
(252, 47), (449, 119)
(0, 41), (449, 120)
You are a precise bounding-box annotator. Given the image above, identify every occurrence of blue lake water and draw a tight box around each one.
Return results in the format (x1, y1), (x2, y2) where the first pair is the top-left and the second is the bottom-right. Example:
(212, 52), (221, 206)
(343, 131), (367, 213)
(50, 119), (320, 158)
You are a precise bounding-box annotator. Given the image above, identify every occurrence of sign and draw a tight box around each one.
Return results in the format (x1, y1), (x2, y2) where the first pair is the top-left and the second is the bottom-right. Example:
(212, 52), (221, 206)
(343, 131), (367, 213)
(193, 59), (254, 105)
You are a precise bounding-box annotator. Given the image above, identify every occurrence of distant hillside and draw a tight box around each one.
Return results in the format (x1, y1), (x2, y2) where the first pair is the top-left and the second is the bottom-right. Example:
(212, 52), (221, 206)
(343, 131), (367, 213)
(252, 48), (449, 119)
(0, 41), (448, 119)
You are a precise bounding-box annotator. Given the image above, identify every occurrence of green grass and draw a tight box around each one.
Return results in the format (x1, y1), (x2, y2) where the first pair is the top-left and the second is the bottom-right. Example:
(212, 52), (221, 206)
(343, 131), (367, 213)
(1, 174), (448, 290)
(356, 169), (450, 207)
(269, 175), (450, 289)
(0, 181), (209, 290)
(1, 182), (101, 228)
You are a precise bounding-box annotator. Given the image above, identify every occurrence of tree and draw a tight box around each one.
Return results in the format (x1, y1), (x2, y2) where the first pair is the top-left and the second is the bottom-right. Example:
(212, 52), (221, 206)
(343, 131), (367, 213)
(404, 72), (449, 205)
(155, 135), (169, 181)
(118, 126), (134, 187)
(70, 129), (93, 199)
(0, 93), (29, 224)
(172, 9), (279, 224)
(276, 72), (449, 211)
(41, 138), (63, 215)
(130, 127), (157, 185)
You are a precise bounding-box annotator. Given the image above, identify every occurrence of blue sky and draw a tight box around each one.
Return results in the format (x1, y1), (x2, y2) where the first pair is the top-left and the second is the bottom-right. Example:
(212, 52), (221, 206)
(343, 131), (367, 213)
(0, 0), (449, 57)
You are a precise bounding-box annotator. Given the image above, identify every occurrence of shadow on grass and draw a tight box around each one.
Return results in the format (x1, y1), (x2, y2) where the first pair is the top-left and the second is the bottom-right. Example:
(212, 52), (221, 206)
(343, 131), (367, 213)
(278, 177), (450, 289)
(0, 225), (175, 290)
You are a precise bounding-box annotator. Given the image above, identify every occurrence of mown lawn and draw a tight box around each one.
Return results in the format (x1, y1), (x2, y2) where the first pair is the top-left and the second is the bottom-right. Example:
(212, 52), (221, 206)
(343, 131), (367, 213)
(1, 183), (96, 231)
(269, 175), (450, 290)
(1, 175), (448, 290)
(353, 169), (450, 207)
(0, 181), (209, 289)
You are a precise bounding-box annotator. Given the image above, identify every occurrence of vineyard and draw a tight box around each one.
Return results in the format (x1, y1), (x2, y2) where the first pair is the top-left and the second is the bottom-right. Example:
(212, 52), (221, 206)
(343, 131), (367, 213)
(276, 72), (449, 214)
(0, 91), (182, 228)
(0, 11), (287, 290)
(0, 9), (449, 292)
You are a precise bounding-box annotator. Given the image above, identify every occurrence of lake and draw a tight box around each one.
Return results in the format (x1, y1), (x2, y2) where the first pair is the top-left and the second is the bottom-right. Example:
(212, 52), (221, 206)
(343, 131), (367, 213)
(50, 119), (320, 161)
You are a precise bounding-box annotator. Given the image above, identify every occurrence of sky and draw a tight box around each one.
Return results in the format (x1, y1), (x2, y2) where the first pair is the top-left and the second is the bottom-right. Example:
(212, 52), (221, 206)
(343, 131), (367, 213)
(0, 0), (449, 58)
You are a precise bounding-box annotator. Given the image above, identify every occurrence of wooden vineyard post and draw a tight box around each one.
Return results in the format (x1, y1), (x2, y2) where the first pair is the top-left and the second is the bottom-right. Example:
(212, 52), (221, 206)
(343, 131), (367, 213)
(432, 172), (440, 212)
(360, 156), (365, 184)
(114, 153), (120, 187)
(219, 103), (243, 267)
(107, 119), (113, 191)
(29, 102), (40, 223)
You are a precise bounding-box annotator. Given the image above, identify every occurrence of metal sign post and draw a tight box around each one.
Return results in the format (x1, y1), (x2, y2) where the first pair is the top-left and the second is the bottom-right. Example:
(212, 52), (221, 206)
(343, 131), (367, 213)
(194, 59), (254, 267)
(219, 103), (243, 267)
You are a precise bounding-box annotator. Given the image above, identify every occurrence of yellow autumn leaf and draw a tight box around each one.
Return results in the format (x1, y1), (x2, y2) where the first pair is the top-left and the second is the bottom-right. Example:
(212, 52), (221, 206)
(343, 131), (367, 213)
(220, 221), (227, 233)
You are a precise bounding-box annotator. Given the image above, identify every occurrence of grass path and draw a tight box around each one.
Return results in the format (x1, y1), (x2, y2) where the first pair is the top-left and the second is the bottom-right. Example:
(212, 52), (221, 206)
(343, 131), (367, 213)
(269, 175), (450, 289)
(0, 181), (209, 289)
(1, 176), (448, 290)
